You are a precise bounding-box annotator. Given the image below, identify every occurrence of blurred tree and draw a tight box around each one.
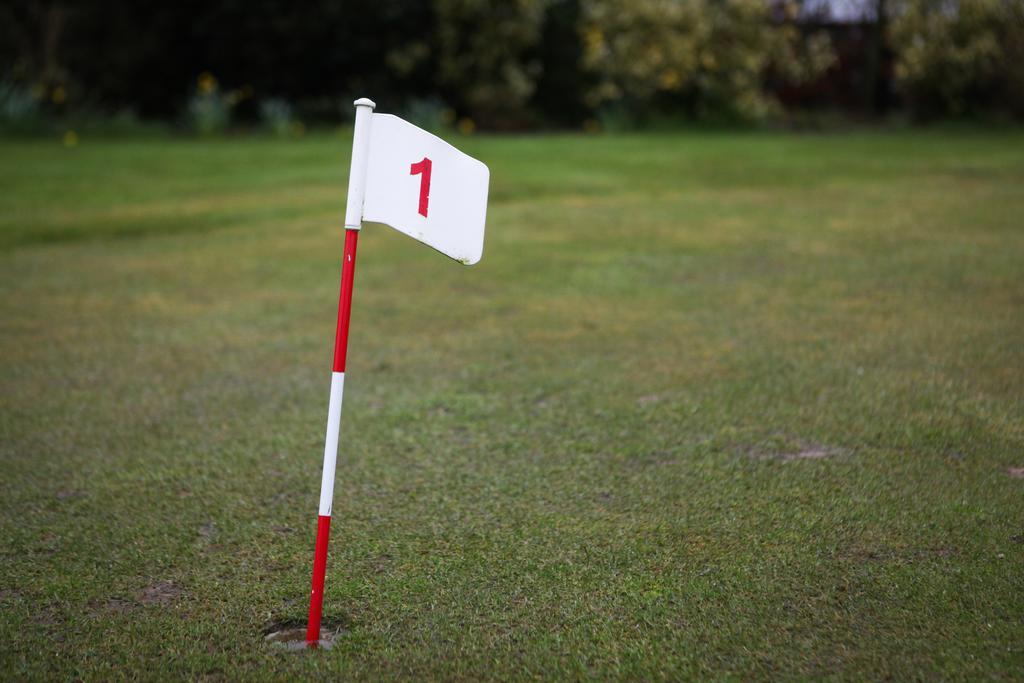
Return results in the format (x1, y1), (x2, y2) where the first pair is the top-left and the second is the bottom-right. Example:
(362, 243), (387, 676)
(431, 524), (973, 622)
(579, 0), (835, 122)
(812, 0), (894, 114)
(433, 0), (550, 129)
(890, 0), (1024, 118)
(531, 0), (594, 127)
(864, 0), (892, 114)
(0, 1), (70, 103)
(4, 0), (1022, 129)
(2, 0), (437, 122)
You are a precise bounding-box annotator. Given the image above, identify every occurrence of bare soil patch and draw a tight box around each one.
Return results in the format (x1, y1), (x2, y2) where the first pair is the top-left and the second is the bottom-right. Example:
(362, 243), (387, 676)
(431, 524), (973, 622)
(140, 581), (182, 606)
(264, 618), (347, 651)
(748, 439), (845, 463)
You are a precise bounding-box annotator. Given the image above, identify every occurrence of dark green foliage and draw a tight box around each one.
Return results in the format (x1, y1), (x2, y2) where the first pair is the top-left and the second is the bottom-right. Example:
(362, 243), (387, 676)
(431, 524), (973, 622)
(1, 0), (437, 122)
(5, 0), (1021, 129)
(891, 0), (1024, 119)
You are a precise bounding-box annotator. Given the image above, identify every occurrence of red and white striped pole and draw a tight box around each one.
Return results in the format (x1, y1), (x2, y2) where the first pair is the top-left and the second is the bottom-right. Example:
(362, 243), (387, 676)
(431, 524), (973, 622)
(307, 97), (376, 647)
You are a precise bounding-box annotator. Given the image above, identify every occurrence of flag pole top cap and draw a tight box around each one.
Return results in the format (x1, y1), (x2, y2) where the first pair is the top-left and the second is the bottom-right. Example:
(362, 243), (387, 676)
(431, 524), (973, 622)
(353, 97), (376, 110)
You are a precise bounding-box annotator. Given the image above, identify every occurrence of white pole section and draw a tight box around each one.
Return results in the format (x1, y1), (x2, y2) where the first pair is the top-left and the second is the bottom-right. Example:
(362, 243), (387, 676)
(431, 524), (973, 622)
(344, 98), (376, 230)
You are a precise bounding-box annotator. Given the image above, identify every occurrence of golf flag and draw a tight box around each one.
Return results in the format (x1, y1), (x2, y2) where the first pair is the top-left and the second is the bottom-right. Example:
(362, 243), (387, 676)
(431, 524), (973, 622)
(362, 113), (490, 265)
(307, 98), (489, 647)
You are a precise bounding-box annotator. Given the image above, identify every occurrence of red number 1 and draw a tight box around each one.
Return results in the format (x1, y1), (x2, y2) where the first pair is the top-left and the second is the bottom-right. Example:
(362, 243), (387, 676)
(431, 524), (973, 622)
(410, 157), (432, 217)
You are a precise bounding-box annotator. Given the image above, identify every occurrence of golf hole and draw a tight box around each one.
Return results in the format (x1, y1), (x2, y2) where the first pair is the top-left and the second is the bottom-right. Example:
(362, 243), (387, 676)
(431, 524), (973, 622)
(264, 619), (346, 651)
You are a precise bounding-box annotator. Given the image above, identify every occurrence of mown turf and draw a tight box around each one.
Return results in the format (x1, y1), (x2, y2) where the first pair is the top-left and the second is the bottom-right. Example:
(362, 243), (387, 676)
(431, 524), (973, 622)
(1, 129), (1022, 681)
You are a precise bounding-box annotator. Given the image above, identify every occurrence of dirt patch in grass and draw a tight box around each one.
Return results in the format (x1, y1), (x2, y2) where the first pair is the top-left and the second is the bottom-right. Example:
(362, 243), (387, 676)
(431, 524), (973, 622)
(846, 545), (956, 565)
(102, 597), (135, 614)
(34, 533), (59, 556)
(140, 581), (182, 606)
(197, 521), (227, 555)
(914, 546), (954, 561)
(373, 553), (393, 575)
(776, 448), (839, 462)
(263, 618), (348, 651)
(95, 581), (184, 614)
(748, 439), (845, 463)
(30, 605), (61, 627)
(1006, 467), (1024, 479)
(628, 449), (678, 469)
(30, 605), (67, 643)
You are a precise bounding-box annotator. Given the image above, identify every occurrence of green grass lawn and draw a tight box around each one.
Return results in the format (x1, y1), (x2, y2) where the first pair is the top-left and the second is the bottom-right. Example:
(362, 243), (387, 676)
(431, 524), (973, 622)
(1, 128), (1022, 680)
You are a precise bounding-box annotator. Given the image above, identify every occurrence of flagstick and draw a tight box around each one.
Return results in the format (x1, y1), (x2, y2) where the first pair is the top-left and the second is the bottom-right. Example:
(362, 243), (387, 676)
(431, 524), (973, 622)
(307, 97), (375, 647)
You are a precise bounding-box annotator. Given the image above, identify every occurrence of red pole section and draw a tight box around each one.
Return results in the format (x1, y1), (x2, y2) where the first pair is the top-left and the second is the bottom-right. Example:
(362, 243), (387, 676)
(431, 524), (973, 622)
(332, 229), (359, 374)
(306, 515), (332, 645)
(306, 227), (359, 646)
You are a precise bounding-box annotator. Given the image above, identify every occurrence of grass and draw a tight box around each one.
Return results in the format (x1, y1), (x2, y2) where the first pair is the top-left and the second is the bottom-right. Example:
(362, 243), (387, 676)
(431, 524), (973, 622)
(1, 128), (1022, 680)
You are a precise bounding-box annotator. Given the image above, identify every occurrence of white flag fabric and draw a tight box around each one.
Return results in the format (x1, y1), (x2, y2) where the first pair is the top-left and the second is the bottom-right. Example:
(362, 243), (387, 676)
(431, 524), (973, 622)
(362, 114), (489, 265)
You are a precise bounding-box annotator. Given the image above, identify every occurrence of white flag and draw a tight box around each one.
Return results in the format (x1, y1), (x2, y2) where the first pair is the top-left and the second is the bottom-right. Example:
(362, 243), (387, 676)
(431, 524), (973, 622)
(362, 114), (489, 265)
